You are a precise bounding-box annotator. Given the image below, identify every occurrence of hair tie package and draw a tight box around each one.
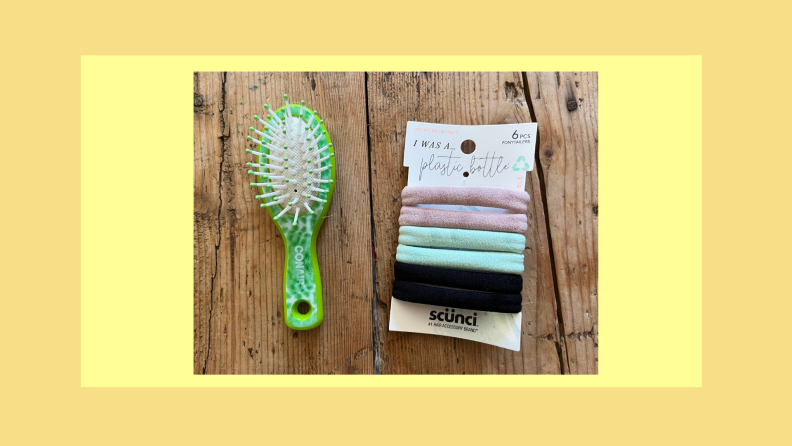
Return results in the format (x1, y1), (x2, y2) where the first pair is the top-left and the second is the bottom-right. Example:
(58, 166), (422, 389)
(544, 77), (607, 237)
(388, 120), (538, 351)
(394, 261), (523, 294)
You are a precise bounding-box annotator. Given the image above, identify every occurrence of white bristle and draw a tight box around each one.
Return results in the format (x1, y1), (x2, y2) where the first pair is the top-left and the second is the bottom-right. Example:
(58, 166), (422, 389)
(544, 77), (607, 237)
(258, 118), (284, 133)
(309, 186), (329, 193)
(266, 143), (287, 153)
(264, 163), (284, 171)
(249, 139), (286, 154)
(249, 139), (267, 148)
(260, 120), (284, 136)
(256, 191), (280, 198)
(252, 183), (287, 189)
(274, 205), (292, 220)
(263, 135), (289, 149)
(303, 202), (314, 214)
(263, 108), (283, 125)
(262, 200), (282, 207)
(308, 125), (323, 139)
(262, 125), (287, 144)
(299, 115), (316, 140)
(262, 153), (284, 162)
(293, 208), (300, 224)
(306, 133), (325, 147)
(250, 128), (268, 138)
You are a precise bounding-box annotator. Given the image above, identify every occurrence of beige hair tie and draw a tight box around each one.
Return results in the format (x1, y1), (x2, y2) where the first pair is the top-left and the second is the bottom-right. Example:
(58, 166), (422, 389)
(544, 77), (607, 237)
(399, 206), (528, 234)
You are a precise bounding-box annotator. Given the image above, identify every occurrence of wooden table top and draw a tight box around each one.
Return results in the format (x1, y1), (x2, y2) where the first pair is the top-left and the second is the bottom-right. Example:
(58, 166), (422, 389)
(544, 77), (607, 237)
(194, 71), (598, 374)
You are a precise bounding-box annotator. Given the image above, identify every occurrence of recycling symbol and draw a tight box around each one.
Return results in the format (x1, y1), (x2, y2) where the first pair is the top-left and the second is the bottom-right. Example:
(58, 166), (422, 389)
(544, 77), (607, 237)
(512, 156), (531, 171)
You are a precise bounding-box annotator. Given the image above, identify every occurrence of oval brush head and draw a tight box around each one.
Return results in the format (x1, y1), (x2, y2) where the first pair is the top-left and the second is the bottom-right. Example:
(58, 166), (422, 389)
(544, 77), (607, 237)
(247, 94), (336, 330)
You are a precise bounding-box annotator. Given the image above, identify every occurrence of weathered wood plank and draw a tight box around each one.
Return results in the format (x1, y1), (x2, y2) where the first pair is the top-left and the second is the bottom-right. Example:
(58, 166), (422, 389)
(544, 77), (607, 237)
(194, 72), (224, 374)
(367, 72), (562, 374)
(526, 72), (599, 374)
(194, 72), (375, 374)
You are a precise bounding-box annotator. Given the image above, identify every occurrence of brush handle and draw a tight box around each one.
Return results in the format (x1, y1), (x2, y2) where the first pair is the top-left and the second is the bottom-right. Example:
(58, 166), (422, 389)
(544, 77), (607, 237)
(282, 226), (324, 330)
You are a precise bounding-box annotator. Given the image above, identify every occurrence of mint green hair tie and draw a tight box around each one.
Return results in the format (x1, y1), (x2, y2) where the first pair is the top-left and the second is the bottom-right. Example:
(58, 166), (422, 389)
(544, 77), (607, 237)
(396, 244), (524, 275)
(399, 226), (525, 254)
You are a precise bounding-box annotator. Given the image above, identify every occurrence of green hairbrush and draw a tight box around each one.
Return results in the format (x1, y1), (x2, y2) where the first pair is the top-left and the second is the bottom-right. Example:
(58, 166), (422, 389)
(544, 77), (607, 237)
(246, 95), (336, 330)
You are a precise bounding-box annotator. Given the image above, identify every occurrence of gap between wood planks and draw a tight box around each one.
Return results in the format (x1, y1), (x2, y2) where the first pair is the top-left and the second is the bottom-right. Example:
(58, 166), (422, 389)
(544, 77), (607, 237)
(363, 72), (381, 374)
(521, 72), (570, 374)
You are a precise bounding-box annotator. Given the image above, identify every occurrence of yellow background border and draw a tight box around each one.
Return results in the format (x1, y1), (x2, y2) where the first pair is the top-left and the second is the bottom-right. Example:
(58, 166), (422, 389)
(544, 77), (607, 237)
(7, 0), (788, 440)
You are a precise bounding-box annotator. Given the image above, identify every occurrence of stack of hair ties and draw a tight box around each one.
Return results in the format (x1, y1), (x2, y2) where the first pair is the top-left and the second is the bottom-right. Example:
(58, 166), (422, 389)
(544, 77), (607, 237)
(393, 186), (530, 314)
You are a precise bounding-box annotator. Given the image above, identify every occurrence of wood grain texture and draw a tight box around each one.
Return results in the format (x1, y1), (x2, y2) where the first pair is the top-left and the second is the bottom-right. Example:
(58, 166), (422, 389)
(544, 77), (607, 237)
(194, 72), (224, 374)
(526, 72), (599, 374)
(366, 72), (562, 374)
(195, 71), (597, 375)
(194, 72), (375, 374)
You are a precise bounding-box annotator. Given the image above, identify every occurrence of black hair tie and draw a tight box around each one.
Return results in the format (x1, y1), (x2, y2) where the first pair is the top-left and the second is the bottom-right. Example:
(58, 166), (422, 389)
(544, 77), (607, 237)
(394, 261), (523, 294)
(391, 279), (522, 314)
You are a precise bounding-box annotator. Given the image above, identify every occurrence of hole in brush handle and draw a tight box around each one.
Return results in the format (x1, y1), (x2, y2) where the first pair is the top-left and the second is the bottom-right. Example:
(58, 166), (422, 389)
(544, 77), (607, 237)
(291, 299), (313, 321)
(287, 296), (322, 330)
(297, 301), (311, 315)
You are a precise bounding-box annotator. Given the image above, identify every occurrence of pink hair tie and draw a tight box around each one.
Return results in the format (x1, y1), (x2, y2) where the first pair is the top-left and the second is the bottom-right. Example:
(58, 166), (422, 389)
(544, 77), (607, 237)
(402, 186), (530, 213)
(399, 206), (528, 234)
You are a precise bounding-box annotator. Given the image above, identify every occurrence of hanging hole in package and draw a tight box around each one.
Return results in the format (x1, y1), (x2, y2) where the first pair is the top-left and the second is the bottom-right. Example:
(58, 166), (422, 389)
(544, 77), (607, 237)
(389, 121), (538, 351)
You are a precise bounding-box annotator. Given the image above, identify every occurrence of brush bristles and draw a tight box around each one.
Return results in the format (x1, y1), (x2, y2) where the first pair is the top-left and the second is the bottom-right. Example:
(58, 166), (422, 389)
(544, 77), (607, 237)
(246, 97), (333, 221)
